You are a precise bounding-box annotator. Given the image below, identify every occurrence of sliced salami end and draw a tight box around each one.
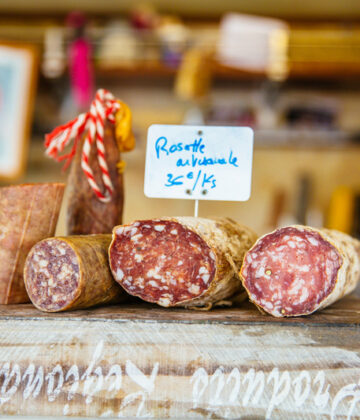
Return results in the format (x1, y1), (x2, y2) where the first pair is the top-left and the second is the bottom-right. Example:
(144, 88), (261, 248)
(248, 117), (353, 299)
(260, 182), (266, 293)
(109, 220), (216, 307)
(241, 226), (343, 316)
(25, 239), (81, 311)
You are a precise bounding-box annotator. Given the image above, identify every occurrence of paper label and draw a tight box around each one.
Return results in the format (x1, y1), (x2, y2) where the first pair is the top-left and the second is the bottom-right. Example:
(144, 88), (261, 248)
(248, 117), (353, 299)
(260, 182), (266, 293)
(144, 125), (253, 201)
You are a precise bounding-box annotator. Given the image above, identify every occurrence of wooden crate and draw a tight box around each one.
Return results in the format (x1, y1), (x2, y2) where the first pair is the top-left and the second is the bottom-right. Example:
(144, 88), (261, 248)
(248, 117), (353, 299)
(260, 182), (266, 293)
(0, 297), (359, 418)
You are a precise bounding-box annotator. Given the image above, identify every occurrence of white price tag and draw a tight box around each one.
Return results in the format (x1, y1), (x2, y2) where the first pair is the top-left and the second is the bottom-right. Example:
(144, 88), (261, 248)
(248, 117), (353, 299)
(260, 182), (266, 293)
(144, 125), (253, 201)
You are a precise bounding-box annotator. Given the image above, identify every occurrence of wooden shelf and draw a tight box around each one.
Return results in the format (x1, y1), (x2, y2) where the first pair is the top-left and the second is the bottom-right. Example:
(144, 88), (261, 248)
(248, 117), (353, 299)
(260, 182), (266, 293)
(0, 296), (359, 418)
(96, 61), (265, 81)
(95, 60), (360, 81)
(289, 61), (360, 79)
(96, 61), (178, 78)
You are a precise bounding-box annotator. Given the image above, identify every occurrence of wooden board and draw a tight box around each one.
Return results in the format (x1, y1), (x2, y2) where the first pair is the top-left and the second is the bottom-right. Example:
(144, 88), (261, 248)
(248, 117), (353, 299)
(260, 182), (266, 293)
(0, 296), (359, 419)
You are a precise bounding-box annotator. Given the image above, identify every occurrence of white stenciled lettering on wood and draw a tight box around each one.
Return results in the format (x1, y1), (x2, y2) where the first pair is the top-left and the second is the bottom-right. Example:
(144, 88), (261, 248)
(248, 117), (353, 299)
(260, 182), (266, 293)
(190, 367), (208, 408)
(226, 368), (241, 405)
(208, 367), (225, 406)
(266, 368), (291, 419)
(118, 360), (159, 417)
(0, 363), (21, 405)
(118, 390), (146, 418)
(86, 366), (103, 405)
(0, 348), (358, 418)
(292, 370), (311, 407)
(63, 364), (80, 415)
(242, 368), (265, 407)
(125, 360), (158, 394)
(331, 381), (360, 420)
(105, 364), (122, 393)
(189, 366), (360, 418)
(313, 371), (331, 408)
(46, 364), (64, 402)
(81, 340), (104, 404)
(22, 364), (43, 400)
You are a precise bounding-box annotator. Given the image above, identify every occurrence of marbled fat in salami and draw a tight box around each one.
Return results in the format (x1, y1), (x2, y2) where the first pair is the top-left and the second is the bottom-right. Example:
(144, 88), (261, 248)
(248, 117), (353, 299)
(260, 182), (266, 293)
(109, 217), (257, 309)
(240, 225), (360, 317)
(24, 235), (125, 312)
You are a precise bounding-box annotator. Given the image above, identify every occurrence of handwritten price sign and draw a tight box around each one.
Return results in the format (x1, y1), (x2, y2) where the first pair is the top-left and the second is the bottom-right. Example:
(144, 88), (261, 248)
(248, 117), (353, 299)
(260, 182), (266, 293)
(144, 125), (253, 201)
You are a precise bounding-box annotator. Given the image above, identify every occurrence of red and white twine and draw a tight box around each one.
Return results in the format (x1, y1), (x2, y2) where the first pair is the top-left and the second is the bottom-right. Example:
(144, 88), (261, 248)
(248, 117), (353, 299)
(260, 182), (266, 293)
(45, 89), (120, 202)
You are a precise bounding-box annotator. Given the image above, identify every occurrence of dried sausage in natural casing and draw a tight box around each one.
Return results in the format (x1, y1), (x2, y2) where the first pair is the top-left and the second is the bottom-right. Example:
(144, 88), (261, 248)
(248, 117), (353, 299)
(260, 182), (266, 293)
(240, 225), (360, 317)
(24, 234), (125, 312)
(0, 183), (65, 304)
(66, 125), (124, 235)
(109, 217), (257, 309)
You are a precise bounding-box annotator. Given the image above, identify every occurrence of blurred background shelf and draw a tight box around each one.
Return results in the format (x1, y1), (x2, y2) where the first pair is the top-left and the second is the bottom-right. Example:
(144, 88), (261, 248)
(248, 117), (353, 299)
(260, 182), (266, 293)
(95, 62), (360, 81)
(1, 0), (360, 21)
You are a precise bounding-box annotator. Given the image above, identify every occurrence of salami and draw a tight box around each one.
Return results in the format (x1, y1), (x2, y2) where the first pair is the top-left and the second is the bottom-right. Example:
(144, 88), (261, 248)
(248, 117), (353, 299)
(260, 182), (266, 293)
(66, 123), (125, 235)
(0, 183), (65, 304)
(109, 217), (257, 309)
(45, 91), (135, 235)
(240, 225), (360, 317)
(24, 235), (126, 312)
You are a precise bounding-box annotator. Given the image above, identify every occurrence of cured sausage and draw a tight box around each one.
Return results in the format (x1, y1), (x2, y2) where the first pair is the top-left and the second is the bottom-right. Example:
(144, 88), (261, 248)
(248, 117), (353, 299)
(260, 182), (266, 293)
(240, 225), (360, 317)
(24, 234), (126, 312)
(0, 183), (65, 304)
(66, 123), (125, 235)
(109, 217), (257, 309)
(45, 91), (135, 236)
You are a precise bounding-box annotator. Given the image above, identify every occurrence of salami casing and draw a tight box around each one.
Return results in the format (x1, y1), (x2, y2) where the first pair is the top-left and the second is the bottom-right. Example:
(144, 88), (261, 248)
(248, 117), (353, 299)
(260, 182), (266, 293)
(67, 124), (124, 235)
(24, 235), (126, 312)
(0, 183), (64, 304)
(109, 217), (257, 309)
(240, 225), (360, 317)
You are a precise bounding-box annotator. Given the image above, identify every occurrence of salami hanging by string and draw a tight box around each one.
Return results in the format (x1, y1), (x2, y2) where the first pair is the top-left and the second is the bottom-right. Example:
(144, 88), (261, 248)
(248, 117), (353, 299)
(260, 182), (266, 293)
(109, 217), (257, 309)
(45, 89), (135, 234)
(240, 225), (360, 317)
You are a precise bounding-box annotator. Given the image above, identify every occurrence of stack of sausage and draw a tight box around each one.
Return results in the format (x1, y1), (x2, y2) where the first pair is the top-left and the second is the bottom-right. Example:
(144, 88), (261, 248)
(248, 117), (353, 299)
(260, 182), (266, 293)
(2, 181), (359, 317)
(24, 217), (257, 311)
(3, 96), (360, 317)
(22, 213), (360, 317)
(2, 183), (359, 316)
(2, 185), (359, 317)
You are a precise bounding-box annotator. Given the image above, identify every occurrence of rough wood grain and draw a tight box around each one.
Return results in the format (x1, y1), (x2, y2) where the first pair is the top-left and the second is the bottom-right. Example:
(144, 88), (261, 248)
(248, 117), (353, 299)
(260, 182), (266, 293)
(0, 295), (359, 326)
(0, 296), (358, 419)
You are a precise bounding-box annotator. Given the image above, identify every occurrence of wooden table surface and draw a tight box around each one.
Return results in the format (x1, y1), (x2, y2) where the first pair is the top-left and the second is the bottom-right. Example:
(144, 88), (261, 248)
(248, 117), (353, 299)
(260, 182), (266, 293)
(0, 296), (359, 419)
(1, 294), (359, 325)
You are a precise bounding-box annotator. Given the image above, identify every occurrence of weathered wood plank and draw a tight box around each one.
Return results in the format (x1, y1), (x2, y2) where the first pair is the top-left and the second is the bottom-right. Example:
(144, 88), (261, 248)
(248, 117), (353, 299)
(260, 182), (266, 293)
(0, 294), (360, 325)
(0, 296), (358, 418)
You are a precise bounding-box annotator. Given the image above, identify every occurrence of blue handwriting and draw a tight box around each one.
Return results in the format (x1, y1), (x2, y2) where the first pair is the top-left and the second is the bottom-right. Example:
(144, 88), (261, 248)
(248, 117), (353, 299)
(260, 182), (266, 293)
(176, 151), (238, 168)
(155, 136), (205, 159)
(155, 134), (238, 193)
(165, 170), (216, 191)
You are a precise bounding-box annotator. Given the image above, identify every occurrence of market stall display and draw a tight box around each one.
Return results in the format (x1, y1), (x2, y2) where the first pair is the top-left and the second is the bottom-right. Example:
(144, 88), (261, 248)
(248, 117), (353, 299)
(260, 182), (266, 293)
(1, 2), (360, 418)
